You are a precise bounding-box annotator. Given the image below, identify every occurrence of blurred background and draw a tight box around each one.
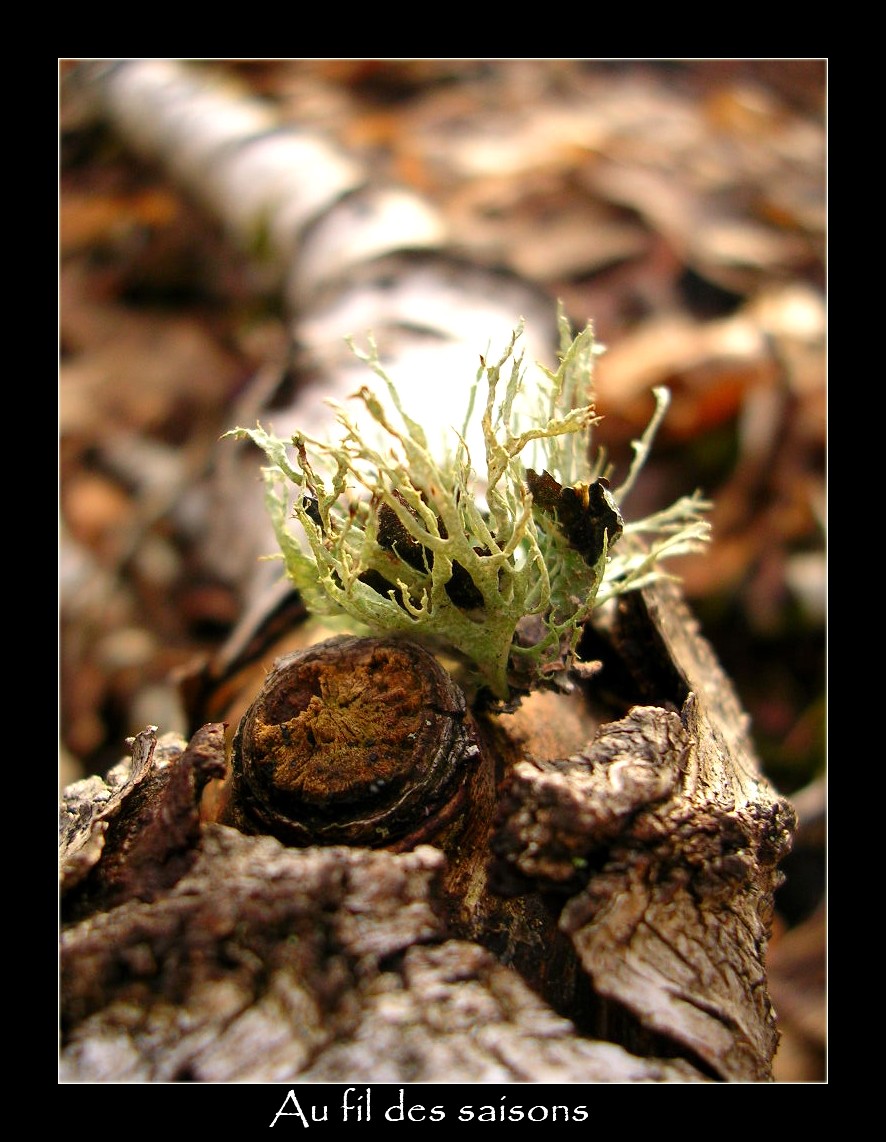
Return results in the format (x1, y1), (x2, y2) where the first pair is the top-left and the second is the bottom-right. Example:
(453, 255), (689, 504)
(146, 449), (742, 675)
(59, 59), (826, 1081)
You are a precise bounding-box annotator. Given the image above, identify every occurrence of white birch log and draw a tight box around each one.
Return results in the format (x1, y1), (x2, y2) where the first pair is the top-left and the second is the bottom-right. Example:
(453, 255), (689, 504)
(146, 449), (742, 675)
(85, 60), (558, 599)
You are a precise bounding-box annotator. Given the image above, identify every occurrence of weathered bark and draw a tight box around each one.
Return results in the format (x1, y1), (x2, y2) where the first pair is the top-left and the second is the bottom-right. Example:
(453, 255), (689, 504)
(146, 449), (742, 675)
(490, 581), (796, 1081)
(60, 824), (704, 1084)
(60, 575), (794, 1082)
(60, 61), (796, 1083)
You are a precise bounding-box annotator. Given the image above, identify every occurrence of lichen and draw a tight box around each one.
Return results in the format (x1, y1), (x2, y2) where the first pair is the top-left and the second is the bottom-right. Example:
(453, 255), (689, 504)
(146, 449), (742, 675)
(227, 311), (710, 702)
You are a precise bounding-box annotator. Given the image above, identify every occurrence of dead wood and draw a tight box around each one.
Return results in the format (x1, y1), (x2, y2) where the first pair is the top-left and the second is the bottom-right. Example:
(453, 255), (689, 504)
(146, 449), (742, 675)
(60, 574), (793, 1082)
(59, 60), (797, 1085)
(489, 580), (796, 1081)
(61, 825), (708, 1084)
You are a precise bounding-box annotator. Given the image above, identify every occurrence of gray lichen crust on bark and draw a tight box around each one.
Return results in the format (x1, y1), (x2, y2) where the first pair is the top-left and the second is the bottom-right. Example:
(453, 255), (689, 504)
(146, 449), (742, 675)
(60, 825), (705, 1083)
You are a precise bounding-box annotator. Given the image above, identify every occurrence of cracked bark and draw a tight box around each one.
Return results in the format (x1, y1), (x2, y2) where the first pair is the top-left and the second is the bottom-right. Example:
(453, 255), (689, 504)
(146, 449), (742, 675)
(61, 827), (706, 1084)
(60, 575), (794, 1083)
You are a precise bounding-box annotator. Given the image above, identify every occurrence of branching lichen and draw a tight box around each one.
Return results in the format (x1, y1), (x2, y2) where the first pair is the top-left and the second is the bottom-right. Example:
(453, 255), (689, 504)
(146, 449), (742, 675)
(227, 312), (710, 702)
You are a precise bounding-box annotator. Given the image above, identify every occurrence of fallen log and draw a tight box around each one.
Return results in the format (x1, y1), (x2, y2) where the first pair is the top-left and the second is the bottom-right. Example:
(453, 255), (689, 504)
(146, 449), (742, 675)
(60, 60), (796, 1084)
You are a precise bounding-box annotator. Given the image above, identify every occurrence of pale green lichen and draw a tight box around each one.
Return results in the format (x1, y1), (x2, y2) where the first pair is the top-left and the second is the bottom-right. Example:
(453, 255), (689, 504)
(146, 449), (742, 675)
(227, 313), (710, 702)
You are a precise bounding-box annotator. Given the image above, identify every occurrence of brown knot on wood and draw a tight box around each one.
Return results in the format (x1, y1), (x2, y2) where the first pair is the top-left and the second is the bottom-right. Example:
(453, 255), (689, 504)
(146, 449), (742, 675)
(219, 634), (481, 848)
